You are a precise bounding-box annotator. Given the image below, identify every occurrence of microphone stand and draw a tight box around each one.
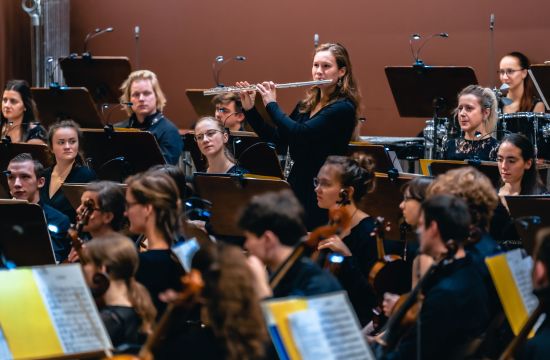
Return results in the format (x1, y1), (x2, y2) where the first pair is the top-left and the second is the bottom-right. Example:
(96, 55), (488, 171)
(83, 27), (114, 59)
(212, 55), (247, 87)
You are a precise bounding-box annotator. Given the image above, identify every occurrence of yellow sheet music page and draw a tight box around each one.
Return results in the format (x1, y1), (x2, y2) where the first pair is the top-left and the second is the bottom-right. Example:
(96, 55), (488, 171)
(267, 298), (309, 360)
(0, 268), (62, 358)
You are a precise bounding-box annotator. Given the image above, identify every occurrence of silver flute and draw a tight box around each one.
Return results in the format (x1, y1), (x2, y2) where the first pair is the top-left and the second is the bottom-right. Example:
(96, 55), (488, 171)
(203, 79), (333, 96)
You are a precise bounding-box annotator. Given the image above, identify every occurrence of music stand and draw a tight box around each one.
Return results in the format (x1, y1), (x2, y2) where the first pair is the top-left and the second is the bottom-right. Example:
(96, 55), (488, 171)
(238, 142), (283, 178)
(528, 64), (550, 111)
(60, 56), (131, 104)
(62, 183), (127, 210)
(505, 195), (550, 256)
(0, 141), (53, 196)
(358, 172), (425, 243)
(0, 200), (56, 266)
(31, 87), (104, 128)
(348, 142), (396, 173)
(193, 174), (290, 237)
(82, 128), (166, 182)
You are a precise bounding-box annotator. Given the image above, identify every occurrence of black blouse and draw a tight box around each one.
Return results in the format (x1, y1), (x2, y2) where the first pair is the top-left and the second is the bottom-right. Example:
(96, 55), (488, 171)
(445, 137), (499, 161)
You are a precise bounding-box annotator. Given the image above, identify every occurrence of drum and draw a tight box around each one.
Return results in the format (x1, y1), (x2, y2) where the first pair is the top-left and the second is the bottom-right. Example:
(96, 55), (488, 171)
(498, 112), (550, 158)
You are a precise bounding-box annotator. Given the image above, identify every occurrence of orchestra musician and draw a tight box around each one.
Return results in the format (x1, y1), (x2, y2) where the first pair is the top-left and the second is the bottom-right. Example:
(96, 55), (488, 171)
(444, 85), (500, 161)
(238, 42), (361, 229)
(125, 171), (184, 316)
(40, 120), (97, 223)
(6, 153), (70, 262)
(499, 52), (545, 113)
(194, 116), (248, 174)
(212, 92), (247, 131)
(118, 70), (183, 165)
(378, 195), (490, 360)
(1, 79), (46, 144)
(238, 189), (342, 298)
(491, 134), (548, 247)
(312, 155), (379, 325)
(82, 234), (157, 350)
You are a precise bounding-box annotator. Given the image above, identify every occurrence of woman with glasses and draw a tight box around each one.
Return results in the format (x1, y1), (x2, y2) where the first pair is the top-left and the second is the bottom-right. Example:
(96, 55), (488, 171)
(499, 52), (545, 113)
(238, 43), (361, 230)
(193, 116), (248, 174)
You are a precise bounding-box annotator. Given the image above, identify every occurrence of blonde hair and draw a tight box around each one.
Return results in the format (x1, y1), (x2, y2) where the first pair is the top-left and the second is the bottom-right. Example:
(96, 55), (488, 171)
(119, 70), (167, 116)
(456, 85), (498, 136)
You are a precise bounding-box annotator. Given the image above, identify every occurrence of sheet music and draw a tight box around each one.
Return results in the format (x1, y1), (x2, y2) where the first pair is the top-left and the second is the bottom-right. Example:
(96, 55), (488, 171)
(506, 249), (539, 315)
(33, 264), (112, 353)
(0, 326), (13, 360)
(306, 292), (375, 360)
(288, 309), (335, 360)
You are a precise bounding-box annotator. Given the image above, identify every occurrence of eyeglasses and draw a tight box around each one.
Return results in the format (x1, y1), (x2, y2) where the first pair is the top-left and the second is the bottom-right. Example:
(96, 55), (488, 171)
(497, 68), (524, 76)
(194, 129), (223, 142)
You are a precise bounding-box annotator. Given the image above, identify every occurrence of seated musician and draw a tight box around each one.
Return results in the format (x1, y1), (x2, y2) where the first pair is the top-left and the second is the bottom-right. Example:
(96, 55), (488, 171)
(118, 70), (183, 165)
(491, 134), (548, 248)
(212, 92), (247, 131)
(518, 228), (550, 359)
(82, 234), (156, 351)
(378, 194), (490, 360)
(154, 242), (273, 360)
(6, 153), (70, 261)
(312, 155), (381, 325)
(444, 85), (500, 161)
(238, 189), (342, 298)
(40, 120), (97, 223)
(194, 116), (248, 174)
(1, 79), (46, 144)
(125, 171), (184, 316)
(499, 52), (545, 114)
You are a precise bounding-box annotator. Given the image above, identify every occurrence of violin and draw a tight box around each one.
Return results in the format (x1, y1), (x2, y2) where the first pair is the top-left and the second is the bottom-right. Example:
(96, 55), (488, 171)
(63, 199), (96, 263)
(269, 206), (351, 290)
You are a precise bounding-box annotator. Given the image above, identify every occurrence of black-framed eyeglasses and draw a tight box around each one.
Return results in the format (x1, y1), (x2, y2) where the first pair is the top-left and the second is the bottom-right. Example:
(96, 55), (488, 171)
(497, 68), (524, 76)
(194, 129), (224, 142)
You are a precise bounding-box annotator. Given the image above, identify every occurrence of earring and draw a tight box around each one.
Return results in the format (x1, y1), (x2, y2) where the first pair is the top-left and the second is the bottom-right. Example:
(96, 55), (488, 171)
(337, 78), (343, 87)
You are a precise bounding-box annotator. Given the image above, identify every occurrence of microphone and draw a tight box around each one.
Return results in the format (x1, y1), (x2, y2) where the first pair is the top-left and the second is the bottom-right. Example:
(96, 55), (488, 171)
(490, 14), (495, 31)
(410, 32), (449, 67)
(135, 25), (141, 69)
(212, 55), (247, 87)
(83, 27), (114, 55)
(314, 33), (319, 48)
(474, 128), (512, 140)
(493, 83), (513, 107)
(134, 26), (140, 39)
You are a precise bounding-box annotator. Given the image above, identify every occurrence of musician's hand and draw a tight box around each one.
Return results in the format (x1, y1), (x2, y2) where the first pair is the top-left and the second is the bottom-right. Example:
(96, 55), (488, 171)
(317, 235), (352, 256)
(236, 81), (256, 111)
(382, 292), (400, 317)
(246, 255), (273, 299)
(67, 246), (82, 263)
(256, 81), (277, 106)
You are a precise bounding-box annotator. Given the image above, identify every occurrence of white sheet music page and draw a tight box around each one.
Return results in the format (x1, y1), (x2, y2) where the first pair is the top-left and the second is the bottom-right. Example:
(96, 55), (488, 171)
(33, 264), (112, 354)
(288, 309), (335, 360)
(0, 325), (13, 360)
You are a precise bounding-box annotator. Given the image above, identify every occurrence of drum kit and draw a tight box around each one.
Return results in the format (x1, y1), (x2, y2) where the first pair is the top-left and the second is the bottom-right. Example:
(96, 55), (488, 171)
(498, 112), (550, 158)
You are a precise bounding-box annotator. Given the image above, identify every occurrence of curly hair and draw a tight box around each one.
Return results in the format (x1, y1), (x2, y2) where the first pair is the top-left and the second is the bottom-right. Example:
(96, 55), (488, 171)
(299, 42), (362, 119)
(125, 171), (180, 245)
(323, 155), (376, 203)
(196, 243), (268, 360)
(427, 167), (498, 231)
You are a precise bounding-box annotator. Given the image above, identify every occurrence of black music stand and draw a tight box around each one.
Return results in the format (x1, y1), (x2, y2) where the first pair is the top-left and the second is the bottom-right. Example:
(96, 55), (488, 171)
(82, 128), (166, 182)
(529, 64), (550, 111)
(238, 142), (283, 178)
(359, 172), (425, 244)
(429, 160), (501, 188)
(60, 56), (132, 104)
(506, 195), (550, 256)
(348, 142), (396, 173)
(0, 141), (53, 196)
(0, 200), (56, 266)
(31, 87), (103, 128)
(193, 174), (290, 238)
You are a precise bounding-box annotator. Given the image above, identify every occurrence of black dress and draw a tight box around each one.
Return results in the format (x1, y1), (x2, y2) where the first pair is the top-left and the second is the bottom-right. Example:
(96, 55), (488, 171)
(100, 305), (144, 349)
(445, 137), (499, 161)
(40, 163), (97, 223)
(244, 99), (356, 230)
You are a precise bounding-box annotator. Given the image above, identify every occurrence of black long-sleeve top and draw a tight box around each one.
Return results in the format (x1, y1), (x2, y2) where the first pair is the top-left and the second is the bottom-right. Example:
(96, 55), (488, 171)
(244, 99), (356, 229)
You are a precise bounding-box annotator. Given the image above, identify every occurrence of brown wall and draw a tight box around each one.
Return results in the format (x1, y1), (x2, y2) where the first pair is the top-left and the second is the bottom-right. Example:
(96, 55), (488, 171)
(3, 1), (550, 137)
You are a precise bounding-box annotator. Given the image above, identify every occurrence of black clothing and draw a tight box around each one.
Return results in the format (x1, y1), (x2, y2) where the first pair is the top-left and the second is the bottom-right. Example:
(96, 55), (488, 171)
(245, 99), (356, 229)
(272, 256), (342, 298)
(445, 137), (499, 161)
(41, 202), (71, 262)
(24, 123), (47, 142)
(40, 164), (97, 223)
(337, 217), (379, 326)
(117, 111), (183, 165)
(382, 255), (490, 360)
(491, 201), (521, 249)
(136, 249), (184, 316)
(100, 305), (144, 348)
(226, 164), (248, 175)
(519, 305), (550, 360)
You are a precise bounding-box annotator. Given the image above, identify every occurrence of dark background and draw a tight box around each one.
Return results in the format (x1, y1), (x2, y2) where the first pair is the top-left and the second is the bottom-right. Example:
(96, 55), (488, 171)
(2, 0), (549, 136)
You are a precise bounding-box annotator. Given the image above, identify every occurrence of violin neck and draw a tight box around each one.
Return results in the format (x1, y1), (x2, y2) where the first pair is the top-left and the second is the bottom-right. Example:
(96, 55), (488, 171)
(376, 233), (386, 259)
(269, 244), (307, 290)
